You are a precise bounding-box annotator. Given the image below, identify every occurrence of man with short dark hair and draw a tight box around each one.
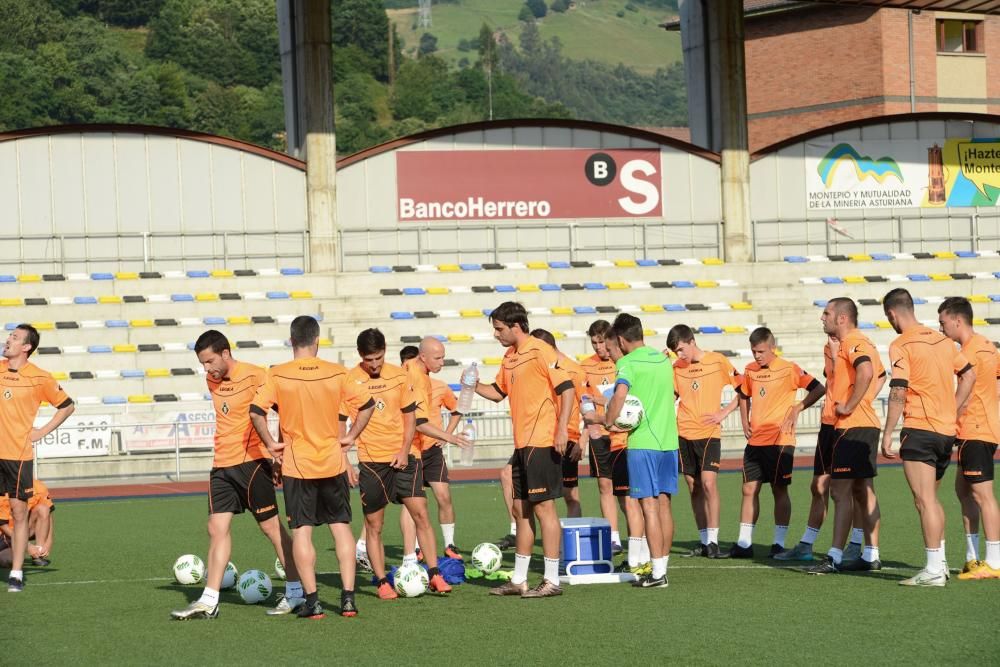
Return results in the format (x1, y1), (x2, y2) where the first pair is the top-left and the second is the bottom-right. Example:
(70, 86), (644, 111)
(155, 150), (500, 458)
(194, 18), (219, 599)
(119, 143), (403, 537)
(1, 324), (75, 592)
(882, 288), (975, 586)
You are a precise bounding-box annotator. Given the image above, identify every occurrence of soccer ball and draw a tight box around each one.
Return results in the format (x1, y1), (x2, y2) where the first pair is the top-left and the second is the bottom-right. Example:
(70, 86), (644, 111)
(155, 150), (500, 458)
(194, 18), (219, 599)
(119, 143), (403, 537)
(394, 563), (429, 598)
(237, 569), (273, 604)
(471, 542), (503, 574)
(273, 557), (285, 580)
(221, 561), (238, 589)
(614, 394), (644, 431)
(173, 554), (205, 585)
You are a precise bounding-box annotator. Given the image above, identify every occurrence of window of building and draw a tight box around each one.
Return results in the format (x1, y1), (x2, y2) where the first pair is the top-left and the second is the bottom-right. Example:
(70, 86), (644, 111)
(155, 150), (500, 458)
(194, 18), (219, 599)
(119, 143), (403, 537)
(936, 19), (984, 54)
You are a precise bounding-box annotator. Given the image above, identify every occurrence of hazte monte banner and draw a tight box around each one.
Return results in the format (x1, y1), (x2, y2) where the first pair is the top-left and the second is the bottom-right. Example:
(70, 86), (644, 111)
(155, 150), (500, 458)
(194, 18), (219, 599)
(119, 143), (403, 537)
(396, 149), (664, 221)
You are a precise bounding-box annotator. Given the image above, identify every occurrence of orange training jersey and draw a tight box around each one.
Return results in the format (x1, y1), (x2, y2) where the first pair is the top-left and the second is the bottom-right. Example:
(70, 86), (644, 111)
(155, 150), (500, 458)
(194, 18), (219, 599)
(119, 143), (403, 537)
(207, 360), (270, 468)
(832, 330), (886, 431)
(739, 356), (818, 446)
(673, 351), (741, 440)
(557, 353), (586, 442)
(888, 326), (971, 436)
(957, 333), (1000, 443)
(348, 363), (418, 464)
(820, 345), (837, 426)
(0, 480), (53, 525)
(579, 354), (627, 450)
(0, 360), (71, 461)
(403, 358), (432, 454)
(251, 357), (372, 479)
(493, 336), (573, 449)
(420, 378), (459, 448)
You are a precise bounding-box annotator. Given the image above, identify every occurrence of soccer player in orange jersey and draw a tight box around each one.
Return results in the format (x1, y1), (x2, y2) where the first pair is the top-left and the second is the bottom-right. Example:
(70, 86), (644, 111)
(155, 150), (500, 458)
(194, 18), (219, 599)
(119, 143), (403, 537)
(476, 302), (575, 598)
(728, 327), (825, 559)
(349, 329), (455, 599)
(881, 288), (975, 586)
(172, 330), (304, 620)
(250, 316), (376, 618)
(937, 297), (1000, 580)
(666, 325), (741, 559)
(0, 479), (55, 569)
(806, 298), (887, 574)
(1, 324), (75, 592)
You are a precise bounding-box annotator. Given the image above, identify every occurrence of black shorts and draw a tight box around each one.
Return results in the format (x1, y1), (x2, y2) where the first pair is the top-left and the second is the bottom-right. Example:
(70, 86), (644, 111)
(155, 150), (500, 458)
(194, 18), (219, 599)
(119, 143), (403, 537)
(610, 447), (630, 496)
(742, 445), (793, 486)
(208, 459), (279, 522)
(678, 437), (722, 477)
(0, 459), (33, 501)
(900, 428), (955, 481)
(589, 436), (613, 479)
(831, 427), (879, 479)
(957, 439), (997, 484)
(511, 446), (563, 502)
(421, 446), (450, 486)
(813, 423), (837, 476)
(562, 441), (581, 488)
(283, 473), (352, 529)
(358, 457), (425, 514)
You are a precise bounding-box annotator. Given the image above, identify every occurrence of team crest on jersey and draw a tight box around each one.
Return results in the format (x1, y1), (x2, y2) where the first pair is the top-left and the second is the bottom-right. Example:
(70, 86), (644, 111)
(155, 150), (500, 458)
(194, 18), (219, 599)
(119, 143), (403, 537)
(758, 387), (766, 398)
(691, 380), (700, 391)
(221, 401), (230, 415)
(2, 389), (10, 400)
(375, 399), (386, 411)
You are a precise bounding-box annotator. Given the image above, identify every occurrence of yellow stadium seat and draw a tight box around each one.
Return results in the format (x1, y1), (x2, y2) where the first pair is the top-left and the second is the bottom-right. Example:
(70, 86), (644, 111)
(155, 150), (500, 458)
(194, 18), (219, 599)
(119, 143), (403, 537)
(576, 354), (591, 362)
(702, 258), (724, 266)
(552, 331), (565, 339)
(848, 253), (871, 262)
(227, 316), (252, 325)
(695, 280), (719, 288)
(52, 371), (69, 381)
(643, 328), (656, 337)
(113, 344), (137, 353)
(461, 309), (482, 318)
(723, 325), (747, 334)
(875, 320), (893, 329)
(318, 338), (332, 347)
(614, 259), (637, 267)
(969, 295), (990, 303)
(211, 269), (234, 278)
(31, 322), (54, 331)
(844, 275), (866, 284)
(426, 287), (450, 295)
(448, 333), (472, 342)
(934, 251), (957, 259)
(128, 394), (154, 404)
(130, 319), (154, 328)
(482, 357), (503, 366)
(605, 282), (629, 290)
(437, 263), (460, 272)
(973, 318), (988, 327)
(516, 284), (540, 292)
(115, 272), (139, 280)
(17, 274), (40, 283)
(641, 304), (664, 312)
(195, 292), (219, 301)
(730, 302), (753, 310)
(550, 306), (573, 315)
(526, 261), (548, 270)
(145, 368), (170, 378)
(0, 298), (22, 306)
(289, 290), (313, 299)
(98, 295), (122, 304)
(929, 273), (952, 281)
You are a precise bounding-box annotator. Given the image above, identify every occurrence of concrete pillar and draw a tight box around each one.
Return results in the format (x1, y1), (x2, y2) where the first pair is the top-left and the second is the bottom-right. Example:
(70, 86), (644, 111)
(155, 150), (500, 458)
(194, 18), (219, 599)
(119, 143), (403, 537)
(278, 0), (339, 273)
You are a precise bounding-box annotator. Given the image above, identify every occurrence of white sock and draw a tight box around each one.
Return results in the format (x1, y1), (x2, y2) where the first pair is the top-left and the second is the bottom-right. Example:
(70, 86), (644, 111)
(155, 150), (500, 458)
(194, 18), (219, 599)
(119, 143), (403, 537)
(707, 527), (719, 544)
(698, 528), (709, 545)
(940, 539), (947, 568)
(965, 533), (980, 562)
(415, 536), (421, 551)
(651, 556), (667, 579)
(512, 553), (531, 585)
(926, 547), (944, 574)
(611, 530), (621, 546)
(402, 552), (418, 565)
(827, 547), (843, 565)
(441, 523), (456, 547)
(773, 525), (788, 548)
(628, 537), (643, 567)
(509, 521), (517, 535)
(800, 525), (821, 546)
(543, 557), (560, 584)
(356, 539), (367, 555)
(285, 580), (303, 599)
(737, 523), (754, 548)
(862, 545), (879, 563)
(9, 569), (23, 581)
(985, 541), (1000, 569)
(198, 587), (220, 606)
(639, 536), (650, 563)
(850, 527), (864, 544)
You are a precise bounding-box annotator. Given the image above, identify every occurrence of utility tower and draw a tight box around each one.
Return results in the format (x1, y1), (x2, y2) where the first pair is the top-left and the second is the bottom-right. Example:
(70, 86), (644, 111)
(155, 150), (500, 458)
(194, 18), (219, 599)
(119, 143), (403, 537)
(418, 0), (432, 28)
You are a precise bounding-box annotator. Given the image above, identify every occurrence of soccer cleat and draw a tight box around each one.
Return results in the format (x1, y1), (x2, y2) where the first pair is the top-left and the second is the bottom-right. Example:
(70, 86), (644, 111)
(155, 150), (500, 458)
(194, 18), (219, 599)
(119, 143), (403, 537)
(428, 573), (452, 593)
(804, 556), (839, 575)
(7, 577), (24, 593)
(489, 580), (528, 596)
(31, 556), (51, 567)
(898, 569), (947, 587)
(266, 594), (306, 616)
(415, 547), (425, 563)
(340, 594), (358, 617)
(444, 544), (463, 560)
(296, 600), (325, 619)
(611, 542), (623, 555)
(705, 542), (722, 559)
(377, 581), (399, 600)
(839, 558), (882, 572)
(957, 562), (1000, 580)
(640, 574), (669, 588)
(768, 543), (785, 557)
(681, 544), (707, 558)
(961, 559), (982, 574)
(842, 541), (863, 562)
(170, 600), (218, 620)
(726, 544), (753, 559)
(521, 580), (562, 598)
(773, 542), (814, 561)
(495, 534), (517, 550)
(943, 560), (950, 580)
(355, 552), (373, 574)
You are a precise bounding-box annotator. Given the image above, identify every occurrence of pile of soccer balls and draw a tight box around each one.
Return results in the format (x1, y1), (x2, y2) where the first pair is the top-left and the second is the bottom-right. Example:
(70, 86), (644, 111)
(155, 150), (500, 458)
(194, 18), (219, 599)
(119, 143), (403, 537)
(172, 554), (279, 604)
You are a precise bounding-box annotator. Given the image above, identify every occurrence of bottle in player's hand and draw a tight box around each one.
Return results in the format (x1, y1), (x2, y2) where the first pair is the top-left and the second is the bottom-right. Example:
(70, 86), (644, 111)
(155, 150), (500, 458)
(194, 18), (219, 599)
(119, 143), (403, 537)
(460, 418), (476, 466)
(457, 362), (479, 414)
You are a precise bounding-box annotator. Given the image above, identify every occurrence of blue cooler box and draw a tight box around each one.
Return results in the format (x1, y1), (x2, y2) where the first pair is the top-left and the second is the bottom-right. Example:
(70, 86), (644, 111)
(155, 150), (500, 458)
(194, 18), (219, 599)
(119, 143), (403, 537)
(560, 518), (613, 575)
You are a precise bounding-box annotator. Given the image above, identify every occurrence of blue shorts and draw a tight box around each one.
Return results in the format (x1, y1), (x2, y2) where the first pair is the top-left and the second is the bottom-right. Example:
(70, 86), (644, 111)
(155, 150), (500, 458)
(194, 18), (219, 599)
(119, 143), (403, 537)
(627, 449), (679, 499)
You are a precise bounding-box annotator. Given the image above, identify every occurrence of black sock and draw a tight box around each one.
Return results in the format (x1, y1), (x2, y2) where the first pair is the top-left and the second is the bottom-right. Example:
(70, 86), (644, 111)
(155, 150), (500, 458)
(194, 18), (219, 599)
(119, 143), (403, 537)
(306, 591), (318, 606)
(427, 567), (440, 577)
(378, 577), (388, 586)
(341, 588), (354, 599)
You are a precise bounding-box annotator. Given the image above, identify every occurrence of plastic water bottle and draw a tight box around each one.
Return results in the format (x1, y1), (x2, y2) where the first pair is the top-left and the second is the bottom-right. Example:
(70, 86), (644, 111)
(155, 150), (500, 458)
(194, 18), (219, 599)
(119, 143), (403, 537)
(457, 362), (479, 414)
(580, 394), (595, 415)
(460, 418), (476, 467)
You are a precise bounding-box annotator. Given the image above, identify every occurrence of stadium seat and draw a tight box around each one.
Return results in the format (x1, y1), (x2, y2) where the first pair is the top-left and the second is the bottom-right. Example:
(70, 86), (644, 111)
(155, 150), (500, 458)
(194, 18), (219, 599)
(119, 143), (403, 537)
(907, 274), (930, 281)
(956, 250), (978, 258)
(665, 304), (686, 312)
(120, 369), (144, 378)
(370, 266), (392, 273)
(495, 285), (516, 293)
(539, 283), (561, 292)
(672, 280), (695, 288)
(195, 293), (219, 301)
(548, 261), (571, 269)
(98, 295), (122, 304)
(106, 320), (128, 328)
(391, 312), (414, 320)
(848, 253), (871, 261)
(0, 275), (14, 283)
(583, 282), (606, 290)
(698, 326), (723, 334)
(102, 396), (127, 405)
(203, 317), (226, 325)
(702, 258), (724, 265)
(517, 284), (540, 292)
(637, 259), (659, 267)
(280, 268), (305, 276)
(459, 263), (482, 271)
(90, 272), (114, 280)
(784, 256), (808, 263)
(187, 270), (211, 278)
(820, 277), (844, 284)
(870, 253), (893, 261)
(171, 294), (194, 302)
(573, 306), (597, 314)
(113, 344), (137, 353)
(266, 291), (290, 299)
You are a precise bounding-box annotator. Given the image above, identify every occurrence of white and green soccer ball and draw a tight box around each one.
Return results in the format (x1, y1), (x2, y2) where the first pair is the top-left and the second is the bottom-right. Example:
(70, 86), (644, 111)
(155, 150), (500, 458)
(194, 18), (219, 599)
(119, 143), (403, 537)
(273, 557), (285, 580)
(221, 561), (239, 589)
(614, 394), (645, 431)
(471, 542), (503, 574)
(394, 563), (429, 598)
(237, 569), (273, 604)
(172, 554), (205, 585)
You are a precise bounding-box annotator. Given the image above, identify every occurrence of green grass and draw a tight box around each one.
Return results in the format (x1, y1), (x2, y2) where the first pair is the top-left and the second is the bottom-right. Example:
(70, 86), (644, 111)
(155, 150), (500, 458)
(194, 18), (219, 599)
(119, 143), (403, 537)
(8, 467), (1000, 664)
(389, 0), (681, 75)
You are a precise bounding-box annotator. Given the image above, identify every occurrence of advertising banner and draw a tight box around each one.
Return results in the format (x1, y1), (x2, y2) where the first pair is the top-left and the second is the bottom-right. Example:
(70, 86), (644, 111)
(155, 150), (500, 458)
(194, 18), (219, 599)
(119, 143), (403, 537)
(32, 414), (113, 458)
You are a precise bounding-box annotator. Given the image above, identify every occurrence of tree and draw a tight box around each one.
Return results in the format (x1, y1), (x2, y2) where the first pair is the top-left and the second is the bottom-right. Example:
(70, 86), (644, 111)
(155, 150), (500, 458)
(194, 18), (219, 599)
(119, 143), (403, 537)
(517, 5), (533, 22)
(418, 32), (438, 56)
(550, 0), (569, 12)
(526, 0), (547, 19)
(332, 0), (393, 82)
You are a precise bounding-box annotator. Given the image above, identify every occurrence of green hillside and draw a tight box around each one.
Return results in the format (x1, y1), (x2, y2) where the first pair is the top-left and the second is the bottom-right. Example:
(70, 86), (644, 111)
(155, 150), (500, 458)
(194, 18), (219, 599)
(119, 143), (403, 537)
(390, 0), (681, 75)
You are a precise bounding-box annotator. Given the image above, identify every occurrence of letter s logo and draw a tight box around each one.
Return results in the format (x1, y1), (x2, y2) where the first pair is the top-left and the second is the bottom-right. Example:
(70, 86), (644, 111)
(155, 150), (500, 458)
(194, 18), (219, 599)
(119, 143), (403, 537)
(617, 159), (660, 215)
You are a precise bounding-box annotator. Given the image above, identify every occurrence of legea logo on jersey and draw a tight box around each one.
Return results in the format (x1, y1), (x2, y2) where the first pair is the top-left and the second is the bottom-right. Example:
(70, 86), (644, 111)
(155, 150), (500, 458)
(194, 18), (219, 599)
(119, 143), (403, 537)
(396, 149), (664, 221)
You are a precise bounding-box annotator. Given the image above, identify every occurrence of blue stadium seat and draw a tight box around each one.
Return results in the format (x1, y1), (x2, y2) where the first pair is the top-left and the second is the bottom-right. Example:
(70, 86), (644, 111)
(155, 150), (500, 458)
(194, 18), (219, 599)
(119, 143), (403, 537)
(280, 268), (304, 275)
(187, 270), (211, 278)
(370, 265), (392, 273)
(402, 287), (426, 295)
(859, 322), (877, 329)
(784, 256), (808, 263)
(431, 334), (447, 342)
(956, 250), (978, 258)
(171, 294), (194, 302)
(481, 308), (494, 316)
(4, 324), (16, 331)
(912, 297), (928, 305)
(91, 272), (114, 280)
(266, 291), (290, 299)
(548, 261), (571, 269)
(813, 299), (828, 307)
(907, 274), (930, 281)
(820, 276), (844, 284)
(459, 263), (482, 271)
(990, 295), (1000, 302)
(637, 259), (659, 267)
(187, 342), (196, 350)
(672, 280), (695, 288)
(88, 345), (112, 353)
(573, 306), (597, 314)
(203, 317), (226, 325)
(0, 275), (15, 283)
(583, 282), (607, 290)
(391, 312), (415, 320)
(74, 296), (98, 305)
(539, 283), (561, 292)
(870, 253), (893, 261)
(102, 396), (127, 405)
(665, 304), (686, 312)
(495, 285), (516, 293)
(106, 320), (128, 328)
(698, 326), (723, 334)
(121, 369), (145, 378)
(449, 383), (461, 392)
(993, 272), (1000, 279)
